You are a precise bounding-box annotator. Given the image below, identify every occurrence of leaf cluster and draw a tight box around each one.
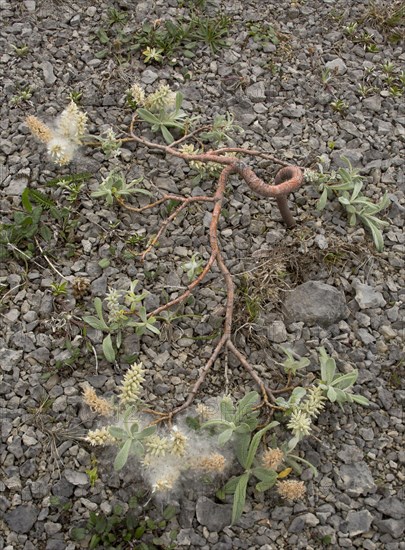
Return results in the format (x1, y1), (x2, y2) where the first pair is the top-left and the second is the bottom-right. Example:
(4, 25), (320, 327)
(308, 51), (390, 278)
(83, 282), (160, 363)
(95, 10), (232, 62)
(91, 172), (152, 206)
(315, 157), (390, 251)
(201, 392), (279, 524)
(110, 408), (157, 471)
(318, 347), (369, 407)
(137, 92), (192, 144)
(71, 498), (177, 550)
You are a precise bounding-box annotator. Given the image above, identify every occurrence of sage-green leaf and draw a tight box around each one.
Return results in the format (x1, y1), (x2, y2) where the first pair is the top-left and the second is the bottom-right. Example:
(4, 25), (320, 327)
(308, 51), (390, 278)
(114, 439), (132, 471)
(331, 370), (358, 389)
(102, 334), (116, 363)
(327, 386), (337, 402)
(201, 419), (232, 430)
(109, 426), (127, 439)
(161, 125), (174, 144)
(252, 467), (278, 482)
(218, 428), (234, 446)
(234, 431), (251, 468)
(82, 315), (109, 331)
(21, 188), (33, 212)
(351, 394), (370, 406)
(137, 108), (161, 125)
(245, 421), (279, 469)
(139, 425), (156, 439)
(220, 396), (235, 422)
(234, 391), (259, 421)
(221, 475), (242, 495)
(256, 478), (277, 492)
(232, 472), (250, 525)
(317, 187), (329, 212)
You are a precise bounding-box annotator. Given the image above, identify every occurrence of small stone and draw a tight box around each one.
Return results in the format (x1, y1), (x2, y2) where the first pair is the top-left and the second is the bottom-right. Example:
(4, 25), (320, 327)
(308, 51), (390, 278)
(289, 516), (305, 533)
(374, 518), (404, 539)
(0, 349), (23, 371)
(246, 81), (266, 103)
(41, 61), (56, 85)
(283, 281), (347, 327)
(196, 497), (232, 531)
(375, 497), (405, 520)
(267, 320), (287, 343)
(344, 510), (373, 536)
(363, 95), (381, 112)
(4, 505), (38, 533)
(325, 58), (347, 74)
(64, 469), (89, 486)
(141, 69), (159, 84)
(353, 281), (386, 309)
(337, 462), (376, 497)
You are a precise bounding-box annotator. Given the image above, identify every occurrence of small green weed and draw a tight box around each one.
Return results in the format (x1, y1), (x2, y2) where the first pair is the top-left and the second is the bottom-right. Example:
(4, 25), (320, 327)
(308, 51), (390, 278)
(71, 497), (177, 550)
(306, 158), (390, 251)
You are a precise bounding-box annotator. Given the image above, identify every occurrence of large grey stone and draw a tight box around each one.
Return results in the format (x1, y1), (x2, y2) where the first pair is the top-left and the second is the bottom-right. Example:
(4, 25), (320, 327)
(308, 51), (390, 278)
(4, 505), (38, 533)
(344, 510), (373, 536)
(64, 469), (89, 486)
(282, 281), (347, 327)
(246, 81), (266, 103)
(375, 497), (405, 520)
(353, 281), (386, 309)
(374, 518), (404, 539)
(336, 462), (376, 497)
(325, 58), (347, 75)
(196, 496), (232, 531)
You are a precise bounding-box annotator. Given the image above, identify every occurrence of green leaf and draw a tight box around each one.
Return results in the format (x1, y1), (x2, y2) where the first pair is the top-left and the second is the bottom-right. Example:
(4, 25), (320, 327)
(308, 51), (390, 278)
(218, 428), (234, 446)
(220, 396), (234, 422)
(232, 472), (250, 525)
(89, 534), (100, 550)
(99, 258), (110, 269)
(221, 475), (242, 496)
(327, 386), (337, 402)
(163, 504), (177, 520)
(96, 28), (110, 44)
(39, 225), (52, 242)
(234, 423), (252, 434)
(94, 297), (105, 319)
(234, 431), (251, 468)
(245, 421), (279, 469)
(361, 217), (385, 252)
(21, 188), (33, 212)
(175, 91), (183, 111)
(70, 527), (87, 541)
(161, 125), (174, 144)
(137, 108), (161, 125)
(83, 315), (109, 331)
(138, 425), (156, 439)
(103, 334), (116, 363)
(109, 426), (127, 439)
(234, 391), (259, 422)
(331, 370), (358, 389)
(287, 453), (319, 477)
(255, 478), (277, 492)
(114, 438), (132, 471)
(252, 467), (278, 482)
(319, 347), (336, 384)
(351, 394), (370, 406)
(201, 419), (232, 430)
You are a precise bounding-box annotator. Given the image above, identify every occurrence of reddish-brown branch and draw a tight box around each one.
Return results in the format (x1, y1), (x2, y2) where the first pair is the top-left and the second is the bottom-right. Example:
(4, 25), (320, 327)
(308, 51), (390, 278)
(117, 118), (304, 419)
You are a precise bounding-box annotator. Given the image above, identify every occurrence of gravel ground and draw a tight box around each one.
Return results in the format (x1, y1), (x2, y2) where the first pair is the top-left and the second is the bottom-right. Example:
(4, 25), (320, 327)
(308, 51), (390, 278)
(0, 0), (404, 549)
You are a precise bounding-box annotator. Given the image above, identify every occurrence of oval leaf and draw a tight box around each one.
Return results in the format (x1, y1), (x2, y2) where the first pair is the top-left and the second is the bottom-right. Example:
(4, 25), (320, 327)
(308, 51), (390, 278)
(102, 334), (116, 363)
(114, 439), (132, 471)
(232, 472), (250, 525)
